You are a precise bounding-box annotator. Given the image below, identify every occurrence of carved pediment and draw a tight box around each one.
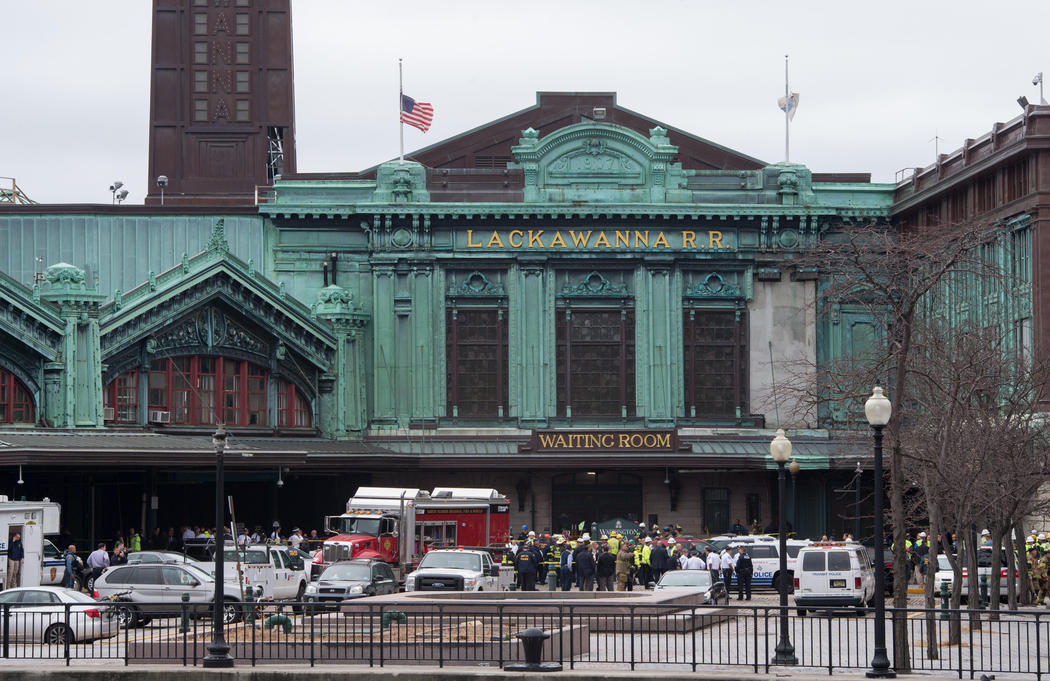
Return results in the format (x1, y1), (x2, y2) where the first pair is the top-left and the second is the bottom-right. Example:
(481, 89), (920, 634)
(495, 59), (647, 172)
(511, 123), (685, 203)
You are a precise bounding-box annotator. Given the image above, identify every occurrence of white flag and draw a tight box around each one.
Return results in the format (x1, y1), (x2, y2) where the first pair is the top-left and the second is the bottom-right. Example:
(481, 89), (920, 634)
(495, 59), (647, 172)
(778, 92), (800, 121)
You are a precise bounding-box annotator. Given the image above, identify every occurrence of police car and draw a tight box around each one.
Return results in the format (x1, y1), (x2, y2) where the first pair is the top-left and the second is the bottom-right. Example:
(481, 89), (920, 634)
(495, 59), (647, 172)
(793, 542), (874, 614)
(727, 538), (809, 591)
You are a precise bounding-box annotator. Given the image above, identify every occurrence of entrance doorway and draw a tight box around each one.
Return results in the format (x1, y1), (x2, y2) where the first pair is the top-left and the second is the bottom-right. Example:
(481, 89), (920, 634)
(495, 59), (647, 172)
(551, 472), (642, 533)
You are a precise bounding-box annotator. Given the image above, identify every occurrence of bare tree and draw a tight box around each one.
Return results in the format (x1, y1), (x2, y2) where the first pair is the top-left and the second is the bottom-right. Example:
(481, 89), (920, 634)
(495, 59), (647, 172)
(786, 217), (1005, 670)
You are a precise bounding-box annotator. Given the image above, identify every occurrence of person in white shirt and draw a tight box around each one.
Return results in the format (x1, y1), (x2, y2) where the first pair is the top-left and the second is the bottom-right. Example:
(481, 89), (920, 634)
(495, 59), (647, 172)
(289, 528), (303, 549)
(678, 551), (689, 569)
(270, 524), (281, 543)
(684, 550), (705, 570)
(237, 530), (250, 545)
(719, 549), (734, 586)
(181, 526), (195, 543)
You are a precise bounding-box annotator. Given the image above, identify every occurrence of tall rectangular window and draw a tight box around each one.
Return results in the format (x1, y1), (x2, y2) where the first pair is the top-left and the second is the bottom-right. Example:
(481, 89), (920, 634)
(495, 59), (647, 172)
(235, 42), (250, 64)
(197, 357), (217, 425)
(446, 308), (508, 417)
(703, 488), (730, 535)
(556, 309), (635, 418)
(114, 371), (138, 423)
(193, 41), (208, 64)
(172, 357), (192, 424)
(193, 13), (208, 35)
(222, 359), (239, 424)
(193, 99), (209, 122)
(235, 71), (250, 93)
(194, 70), (208, 93)
(683, 309), (747, 417)
(235, 14), (250, 35)
(235, 99), (250, 121)
(246, 364), (266, 425)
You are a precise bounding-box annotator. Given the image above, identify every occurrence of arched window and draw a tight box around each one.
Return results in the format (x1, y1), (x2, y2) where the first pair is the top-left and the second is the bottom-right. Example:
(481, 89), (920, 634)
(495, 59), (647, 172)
(277, 379), (311, 428)
(0, 369), (35, 424)
(104, 370), (138, 424)
(135, 357), (268, 427)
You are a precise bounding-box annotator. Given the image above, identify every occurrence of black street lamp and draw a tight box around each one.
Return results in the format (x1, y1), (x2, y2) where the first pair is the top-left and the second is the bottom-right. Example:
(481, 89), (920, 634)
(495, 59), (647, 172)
(854, 461), (863, 542)
(789, 458), (800, 535)
(202, 425), (233, 668)
(770, 428), (797, 666)
(864, 387), (895, 678)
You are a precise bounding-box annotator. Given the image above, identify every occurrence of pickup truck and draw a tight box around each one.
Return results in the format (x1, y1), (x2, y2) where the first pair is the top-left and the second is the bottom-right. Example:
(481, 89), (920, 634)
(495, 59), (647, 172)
(403, 549), (512, 592)
(189, 543), (308, 601)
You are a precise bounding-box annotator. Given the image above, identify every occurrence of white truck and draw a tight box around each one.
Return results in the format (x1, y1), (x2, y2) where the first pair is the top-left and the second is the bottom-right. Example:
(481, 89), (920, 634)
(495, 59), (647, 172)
(0, 497), (62, 588)
(403, 549), (512, 592)
(189, 542), (308, 602)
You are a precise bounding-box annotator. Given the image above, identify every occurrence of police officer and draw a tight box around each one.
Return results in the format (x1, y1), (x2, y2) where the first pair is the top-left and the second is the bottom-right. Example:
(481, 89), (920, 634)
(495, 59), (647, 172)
(515, 540), (538, 591)
(734, 546), (753, 600)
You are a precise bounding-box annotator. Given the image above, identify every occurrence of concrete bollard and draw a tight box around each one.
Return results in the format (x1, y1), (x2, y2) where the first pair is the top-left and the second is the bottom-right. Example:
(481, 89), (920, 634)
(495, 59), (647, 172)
(504, 627), (562, 672)
(939, 581), (950, 621)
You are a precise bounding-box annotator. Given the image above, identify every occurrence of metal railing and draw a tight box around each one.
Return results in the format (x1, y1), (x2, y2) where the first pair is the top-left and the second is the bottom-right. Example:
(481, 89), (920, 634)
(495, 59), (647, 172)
(2, 600), (1046, 677)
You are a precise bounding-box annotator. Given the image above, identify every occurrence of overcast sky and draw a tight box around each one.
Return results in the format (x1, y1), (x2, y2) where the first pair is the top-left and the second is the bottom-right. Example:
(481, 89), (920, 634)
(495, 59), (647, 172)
(3, 1), (1048, 204)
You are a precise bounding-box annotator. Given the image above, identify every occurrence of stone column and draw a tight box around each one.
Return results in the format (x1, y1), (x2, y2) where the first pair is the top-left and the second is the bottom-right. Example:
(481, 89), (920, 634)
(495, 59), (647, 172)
(510, 260), (551, 426)
(39, 263), (105, 428)
(635, 261), (679, 426)
(313, 284), (369, 439)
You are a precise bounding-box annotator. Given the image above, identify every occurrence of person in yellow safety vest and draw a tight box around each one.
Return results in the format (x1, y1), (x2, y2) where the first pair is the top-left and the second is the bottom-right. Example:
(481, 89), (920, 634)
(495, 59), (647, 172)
(667, 537), (678, 565)
(640, 537), (653, 587)
(547, 539), (563, 588)
(633, 541), (644, 585)
(608, 532), (620, 555)
(1038, 533), (1050, 554)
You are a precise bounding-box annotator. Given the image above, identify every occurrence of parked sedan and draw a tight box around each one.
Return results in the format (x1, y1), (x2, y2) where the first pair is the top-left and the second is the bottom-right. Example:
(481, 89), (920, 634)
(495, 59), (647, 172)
(934, 550), (1017, 599)
(94, 562), (246, 627)
(0, 587), (118, 644)
(303, 560), (399, 608)
(654, 570), (730, 605)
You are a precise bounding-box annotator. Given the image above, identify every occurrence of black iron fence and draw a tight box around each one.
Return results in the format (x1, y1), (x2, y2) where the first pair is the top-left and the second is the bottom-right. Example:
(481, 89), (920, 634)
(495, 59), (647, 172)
(2, 600), (1047, 678)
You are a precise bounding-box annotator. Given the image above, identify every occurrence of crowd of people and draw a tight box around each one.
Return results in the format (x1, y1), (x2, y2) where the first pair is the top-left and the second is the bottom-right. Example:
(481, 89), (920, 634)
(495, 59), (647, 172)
(504, 523), (757, 600)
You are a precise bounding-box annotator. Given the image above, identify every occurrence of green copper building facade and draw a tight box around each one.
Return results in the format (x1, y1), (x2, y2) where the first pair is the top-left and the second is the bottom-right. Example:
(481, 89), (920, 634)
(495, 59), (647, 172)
(0, 93), (899, 543)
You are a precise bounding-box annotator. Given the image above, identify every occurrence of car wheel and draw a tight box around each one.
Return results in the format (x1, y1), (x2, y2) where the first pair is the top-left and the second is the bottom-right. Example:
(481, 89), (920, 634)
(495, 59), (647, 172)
(222, 601), (241, 624)
(292, 583), (307, 614)
(114, 604), (138, 629)
(85, 576), (95, 592)
(44, 623), (75, 645)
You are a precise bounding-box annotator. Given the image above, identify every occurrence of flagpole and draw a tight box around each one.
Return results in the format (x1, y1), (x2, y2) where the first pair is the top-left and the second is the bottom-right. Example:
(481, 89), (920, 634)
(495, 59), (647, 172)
(399, 58), (405, 165)
(784, 54), (790, 163)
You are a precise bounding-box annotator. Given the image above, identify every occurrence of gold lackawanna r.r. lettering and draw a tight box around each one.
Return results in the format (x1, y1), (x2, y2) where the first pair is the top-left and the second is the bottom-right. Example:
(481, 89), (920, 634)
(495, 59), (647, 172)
(465, 229), (727, 251)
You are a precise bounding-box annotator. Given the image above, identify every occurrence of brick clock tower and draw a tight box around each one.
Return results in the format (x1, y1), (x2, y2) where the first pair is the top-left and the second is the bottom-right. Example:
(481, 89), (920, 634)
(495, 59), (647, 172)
(146, 0), (296, 206)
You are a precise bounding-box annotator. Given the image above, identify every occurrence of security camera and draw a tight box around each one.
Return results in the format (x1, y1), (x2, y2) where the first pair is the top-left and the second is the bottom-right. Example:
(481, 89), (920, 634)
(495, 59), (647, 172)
(1035, 77), (1041, 86)
(156, 175), (168, 188)
(116, 188), (129, 201)
(110, 181), (123, 191)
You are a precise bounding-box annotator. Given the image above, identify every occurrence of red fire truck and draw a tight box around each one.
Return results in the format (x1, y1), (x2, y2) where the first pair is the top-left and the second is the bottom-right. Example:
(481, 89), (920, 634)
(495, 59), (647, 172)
(311, 487), (511, 580)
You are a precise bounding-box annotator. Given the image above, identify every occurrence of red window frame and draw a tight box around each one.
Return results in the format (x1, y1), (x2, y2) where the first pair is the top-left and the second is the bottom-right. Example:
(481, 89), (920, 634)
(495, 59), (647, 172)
(277, 379), (311, 428)
(0, 369), (34, 424)
(143, 357), (269, 427)
(104, 370), (139, 424)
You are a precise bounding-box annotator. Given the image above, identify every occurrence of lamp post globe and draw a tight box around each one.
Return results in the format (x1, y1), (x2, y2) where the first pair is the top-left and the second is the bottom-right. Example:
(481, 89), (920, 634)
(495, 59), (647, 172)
(770, 428), (797, 665)
(864, 387), (894, 678)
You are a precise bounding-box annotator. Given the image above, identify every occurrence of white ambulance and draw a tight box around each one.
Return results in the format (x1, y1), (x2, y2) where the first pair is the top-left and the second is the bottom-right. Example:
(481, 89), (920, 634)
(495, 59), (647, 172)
(0, 497), (62, 588)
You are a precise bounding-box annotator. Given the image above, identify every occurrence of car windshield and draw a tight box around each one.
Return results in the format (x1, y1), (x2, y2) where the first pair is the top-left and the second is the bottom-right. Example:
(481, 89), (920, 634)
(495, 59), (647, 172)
(321, 564), (371, 581)
(63, 590), (99, 604)
(659, 571), (713, 588)
(183, 564), (215, 582)
(418, 552), (481, 571)
(328, 517), (381, 536)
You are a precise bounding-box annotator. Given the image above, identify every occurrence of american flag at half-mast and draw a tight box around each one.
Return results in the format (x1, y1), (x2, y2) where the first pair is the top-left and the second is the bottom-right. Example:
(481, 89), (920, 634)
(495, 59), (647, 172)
(400, 94), (434, 133)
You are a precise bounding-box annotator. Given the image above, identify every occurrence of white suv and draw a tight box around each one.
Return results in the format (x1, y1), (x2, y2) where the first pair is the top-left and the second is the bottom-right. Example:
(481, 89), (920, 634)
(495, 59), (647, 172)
(793, 543), (874, 614)
(404, 549), (508, 592)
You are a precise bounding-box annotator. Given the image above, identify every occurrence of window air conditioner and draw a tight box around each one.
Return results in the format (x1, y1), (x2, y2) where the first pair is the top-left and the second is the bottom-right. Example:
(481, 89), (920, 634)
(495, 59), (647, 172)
(148, 410), (171, 424)
(103, 407), (115, 421)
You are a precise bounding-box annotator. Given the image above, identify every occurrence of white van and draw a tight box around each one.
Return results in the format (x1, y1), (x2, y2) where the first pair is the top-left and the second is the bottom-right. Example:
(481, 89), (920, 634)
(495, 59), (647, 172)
(793, 542), (875, 614)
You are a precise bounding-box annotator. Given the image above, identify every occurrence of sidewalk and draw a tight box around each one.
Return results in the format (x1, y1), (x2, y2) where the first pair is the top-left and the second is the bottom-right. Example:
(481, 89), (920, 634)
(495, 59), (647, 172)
(0, 665), (975, 681)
